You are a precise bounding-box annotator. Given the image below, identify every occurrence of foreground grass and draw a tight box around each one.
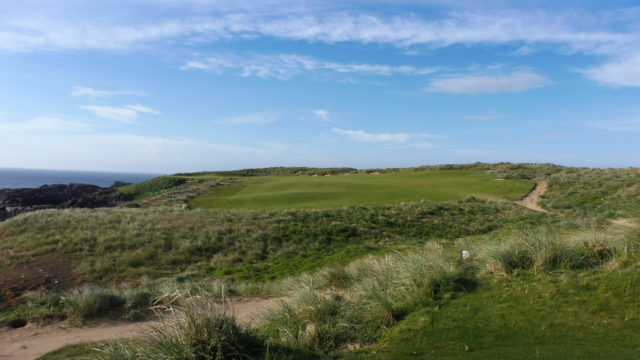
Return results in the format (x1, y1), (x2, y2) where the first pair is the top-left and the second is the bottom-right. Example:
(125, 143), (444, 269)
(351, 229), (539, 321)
(348, 269), (640, 359)
(34, 224), (640, 359)
(188, 170), (533, 210)
(43, 268), (640, 360)
(38, 343), (99, 360)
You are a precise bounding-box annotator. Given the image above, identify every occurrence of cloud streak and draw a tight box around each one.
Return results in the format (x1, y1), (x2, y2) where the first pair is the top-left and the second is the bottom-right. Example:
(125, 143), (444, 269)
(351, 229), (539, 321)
(589, 119), (640, 132)
(182, 53), (436, 80)
(1, 8), (634, 54)
(80, 104), (160, 123)
(427, 70), (549, 94)
(0, 116), (90, 133)
(579, 54), (640, 88)
(313, 109), (332, 122)
(71, 86), (146, 98)
(0, 132), (280, 173)
(463, 112), (508, 120)
(333, 128), (434, 143)
(2, 4), (639, 86)
(214, 112), (278, 125)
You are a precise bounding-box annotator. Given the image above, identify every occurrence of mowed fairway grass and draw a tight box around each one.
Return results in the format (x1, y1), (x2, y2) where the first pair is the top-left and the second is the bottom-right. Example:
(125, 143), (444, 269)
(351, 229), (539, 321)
(189, 170), (534, 209)
(345, 270), (640, 360)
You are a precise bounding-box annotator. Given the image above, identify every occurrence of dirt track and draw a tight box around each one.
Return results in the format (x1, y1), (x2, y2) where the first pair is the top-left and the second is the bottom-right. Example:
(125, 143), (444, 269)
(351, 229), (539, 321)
(0, 297), (280, 360)
(514, 182), (638, 227)
(610, 218), (638, 227)
(516, 181), (549, 213)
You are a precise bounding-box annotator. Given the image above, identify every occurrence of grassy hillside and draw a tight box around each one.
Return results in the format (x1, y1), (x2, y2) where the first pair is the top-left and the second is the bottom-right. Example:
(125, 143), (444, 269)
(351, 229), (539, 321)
(189, 170), (534, 210)
(0, 200), (542, 284)
(3, 164), (640, 360)
(541, 167), (640, 219)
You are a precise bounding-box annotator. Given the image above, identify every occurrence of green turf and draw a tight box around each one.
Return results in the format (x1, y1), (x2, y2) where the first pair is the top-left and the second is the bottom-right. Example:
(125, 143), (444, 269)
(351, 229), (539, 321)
(345, 269), (640, 360)
(36, 343), (97, 359)
(189, 170), (534, 210)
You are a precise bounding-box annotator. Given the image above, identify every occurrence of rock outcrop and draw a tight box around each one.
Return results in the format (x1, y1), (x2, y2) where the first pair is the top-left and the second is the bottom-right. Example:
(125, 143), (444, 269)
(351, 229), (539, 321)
(0, 183), (131, 221)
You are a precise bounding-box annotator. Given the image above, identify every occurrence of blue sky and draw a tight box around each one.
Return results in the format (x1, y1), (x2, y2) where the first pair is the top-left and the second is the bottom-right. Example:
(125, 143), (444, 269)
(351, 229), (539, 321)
(1, 0), (639, 173)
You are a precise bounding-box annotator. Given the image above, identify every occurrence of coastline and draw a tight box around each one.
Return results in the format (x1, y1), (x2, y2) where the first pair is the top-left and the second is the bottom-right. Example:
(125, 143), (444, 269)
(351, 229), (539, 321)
(0, 168), (158, 189)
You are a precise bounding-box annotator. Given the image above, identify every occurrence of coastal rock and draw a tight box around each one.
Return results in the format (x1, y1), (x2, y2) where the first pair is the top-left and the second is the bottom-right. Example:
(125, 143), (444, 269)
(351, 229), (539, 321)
(0, 183), (131, 221)
(111, 181), (131, 188)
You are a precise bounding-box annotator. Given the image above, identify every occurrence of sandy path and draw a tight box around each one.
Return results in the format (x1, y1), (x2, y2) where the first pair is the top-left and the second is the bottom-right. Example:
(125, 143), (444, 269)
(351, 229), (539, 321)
(515, 182), (638, 227)
(516, 181), (549, 213)
(610, 218), (638, 228)
(0, 297), (280, 360)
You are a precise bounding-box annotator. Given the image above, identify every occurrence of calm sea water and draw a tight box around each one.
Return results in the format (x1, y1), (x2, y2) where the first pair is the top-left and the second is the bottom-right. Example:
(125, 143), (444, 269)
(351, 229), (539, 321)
(0, 168), (160, 189)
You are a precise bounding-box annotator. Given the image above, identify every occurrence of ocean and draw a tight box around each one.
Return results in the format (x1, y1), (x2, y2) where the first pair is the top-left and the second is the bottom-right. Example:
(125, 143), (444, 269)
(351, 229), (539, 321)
(0, 168), (160, 189)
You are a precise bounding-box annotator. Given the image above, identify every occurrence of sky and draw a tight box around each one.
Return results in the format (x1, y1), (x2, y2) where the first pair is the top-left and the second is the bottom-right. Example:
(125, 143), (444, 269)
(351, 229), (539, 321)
(1, 0), (639, 173)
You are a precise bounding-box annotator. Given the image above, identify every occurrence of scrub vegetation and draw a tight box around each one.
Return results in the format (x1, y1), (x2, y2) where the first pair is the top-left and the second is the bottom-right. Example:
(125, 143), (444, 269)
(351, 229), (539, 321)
(0, 200), (538, 284)
(1, 163), (639, 359)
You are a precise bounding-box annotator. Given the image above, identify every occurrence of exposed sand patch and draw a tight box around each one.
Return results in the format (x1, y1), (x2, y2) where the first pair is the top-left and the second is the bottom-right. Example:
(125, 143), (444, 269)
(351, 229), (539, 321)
(516, 181), (549, 213)
(610, 218), (637, 227)
(0, 297), (279, 360)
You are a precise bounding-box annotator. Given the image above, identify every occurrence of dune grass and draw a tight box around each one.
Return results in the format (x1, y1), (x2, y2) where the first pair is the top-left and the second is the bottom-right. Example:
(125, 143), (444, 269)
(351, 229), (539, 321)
(540, 167), (640, 219)
(188, 170), (534, 210)
(340, 226), (640, 359)
(41, 224), (640, 360)
(0, 200), (541, 284)
(30, 222), (640, 359)
(8, 164), (640, 360)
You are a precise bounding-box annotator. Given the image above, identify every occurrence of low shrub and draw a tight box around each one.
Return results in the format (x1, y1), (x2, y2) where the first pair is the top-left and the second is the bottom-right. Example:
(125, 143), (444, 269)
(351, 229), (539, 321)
(477, 228), (619, 274)
(63, 285), (126, 319)
(260, 292), (364, 353)
(93, 298), (264, 360)
(122, 289), (154, 320)
(259, 243), (476, 352)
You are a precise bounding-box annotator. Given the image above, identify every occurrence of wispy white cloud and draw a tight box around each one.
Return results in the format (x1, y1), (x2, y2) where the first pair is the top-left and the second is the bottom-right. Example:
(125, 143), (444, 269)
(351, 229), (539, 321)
(391, 141), (437, 149)
(182, 53), (436, 80)
(80, 104), (159, 123)
(1, 7), (635, 55)
(0, 116), (90, 133)
(589, 119), (640, 131)
(313, 109), (332, 122)
(0, 132), (282, 173)
(214, 112), (278, 125)
(579, 54), (640, 88)
(449, 148), (499, 156)
(333, 128), (434, 143)
(71, 86), (146, 98)
(124, 104), (160, 114)
(463, 112), (507, 120)
(536, 133), (570, 141)
(261, 142), (290, 151)
(2, 4), (639, 87)
(427, 69), (549, 94)
(512, 45), (536, 56)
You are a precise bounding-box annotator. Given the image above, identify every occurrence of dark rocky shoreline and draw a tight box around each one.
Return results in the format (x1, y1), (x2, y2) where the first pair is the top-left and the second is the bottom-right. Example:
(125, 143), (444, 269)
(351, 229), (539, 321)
(0, 182), (131, 221)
